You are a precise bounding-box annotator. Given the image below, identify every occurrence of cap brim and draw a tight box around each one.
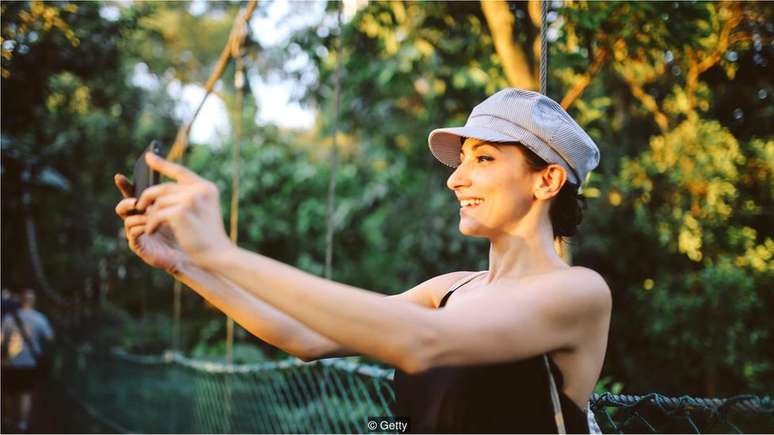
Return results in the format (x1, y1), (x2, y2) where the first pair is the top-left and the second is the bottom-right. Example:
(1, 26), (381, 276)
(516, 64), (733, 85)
(428, 126), (517, 167)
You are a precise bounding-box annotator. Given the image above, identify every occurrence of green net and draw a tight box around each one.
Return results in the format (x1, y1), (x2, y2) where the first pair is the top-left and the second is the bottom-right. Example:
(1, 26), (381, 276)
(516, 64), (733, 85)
(55, 344), (772, 434)
(58, 343), (394, 433)
(590, 393), (773, 434)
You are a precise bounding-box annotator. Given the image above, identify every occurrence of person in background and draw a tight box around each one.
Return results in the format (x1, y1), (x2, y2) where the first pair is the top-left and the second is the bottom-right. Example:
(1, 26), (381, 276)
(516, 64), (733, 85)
(1, 288), (20, 320)
(1, 288), (55, 434)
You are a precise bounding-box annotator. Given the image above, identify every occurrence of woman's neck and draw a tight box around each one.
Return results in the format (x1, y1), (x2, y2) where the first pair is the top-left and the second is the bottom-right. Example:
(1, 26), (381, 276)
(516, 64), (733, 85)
(485, 213), (568, 284)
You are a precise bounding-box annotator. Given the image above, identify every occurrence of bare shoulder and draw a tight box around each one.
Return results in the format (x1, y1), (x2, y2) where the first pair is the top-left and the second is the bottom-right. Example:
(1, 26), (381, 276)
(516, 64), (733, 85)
(504, 266), (611, 316)
(546, 266), (612, 313)
(389, 270), (482, 309)
(568, 266), (611, 301)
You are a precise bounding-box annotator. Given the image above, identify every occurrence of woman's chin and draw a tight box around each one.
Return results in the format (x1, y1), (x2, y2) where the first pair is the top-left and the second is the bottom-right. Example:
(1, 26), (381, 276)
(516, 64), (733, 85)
(458, 222), (488, 238)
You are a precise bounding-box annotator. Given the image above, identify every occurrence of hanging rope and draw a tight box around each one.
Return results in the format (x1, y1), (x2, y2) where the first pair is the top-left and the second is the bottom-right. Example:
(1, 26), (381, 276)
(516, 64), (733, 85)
(324, 4), (344, 280)
(539, 0), (548, 96)
(536, 1), (572, 263)
(225, 15), (249, 365)
(166, 0), (258, 162)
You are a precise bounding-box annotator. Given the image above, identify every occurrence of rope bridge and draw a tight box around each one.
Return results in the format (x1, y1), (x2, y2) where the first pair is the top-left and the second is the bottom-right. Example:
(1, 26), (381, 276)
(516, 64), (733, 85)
(58, 344), (395, 434)
(55, 343), (772, 434)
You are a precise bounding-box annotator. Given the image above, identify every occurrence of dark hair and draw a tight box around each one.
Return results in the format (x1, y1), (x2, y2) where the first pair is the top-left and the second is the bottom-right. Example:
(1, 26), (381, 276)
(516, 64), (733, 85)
(513, 143), (587, 239)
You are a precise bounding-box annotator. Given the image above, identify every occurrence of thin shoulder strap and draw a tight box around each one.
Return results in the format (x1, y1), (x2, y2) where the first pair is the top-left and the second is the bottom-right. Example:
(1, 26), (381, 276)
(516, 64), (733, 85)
(543, 355), (567, 434)
(439, 271), (487, 307)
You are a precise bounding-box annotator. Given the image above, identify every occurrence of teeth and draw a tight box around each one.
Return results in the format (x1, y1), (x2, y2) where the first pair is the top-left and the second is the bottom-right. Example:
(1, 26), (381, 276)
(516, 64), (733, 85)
(460, 199), (484, 207)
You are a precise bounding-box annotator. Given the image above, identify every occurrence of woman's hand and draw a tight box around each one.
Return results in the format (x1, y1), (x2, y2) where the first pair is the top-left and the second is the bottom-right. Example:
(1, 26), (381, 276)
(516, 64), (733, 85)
(114, 174), (188, 274)
(134, 153), (233, 268)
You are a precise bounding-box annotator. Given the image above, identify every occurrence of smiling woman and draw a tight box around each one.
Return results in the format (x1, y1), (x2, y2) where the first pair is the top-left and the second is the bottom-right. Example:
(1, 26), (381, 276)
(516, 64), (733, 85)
(453, 139), (588, 240)
(114, 88), (610, 434)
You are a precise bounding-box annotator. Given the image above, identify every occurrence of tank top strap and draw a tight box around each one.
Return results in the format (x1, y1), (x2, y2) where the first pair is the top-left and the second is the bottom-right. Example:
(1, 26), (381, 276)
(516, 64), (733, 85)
(438, 271), (487, 308)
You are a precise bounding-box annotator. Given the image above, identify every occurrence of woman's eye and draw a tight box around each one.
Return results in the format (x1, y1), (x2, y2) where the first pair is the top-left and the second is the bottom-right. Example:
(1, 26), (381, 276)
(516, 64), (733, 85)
(476, 155), (493, 163)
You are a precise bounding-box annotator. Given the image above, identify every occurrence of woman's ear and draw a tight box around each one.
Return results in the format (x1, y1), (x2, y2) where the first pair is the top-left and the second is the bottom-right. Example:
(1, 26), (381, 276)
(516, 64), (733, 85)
(533, 165), (566, 200)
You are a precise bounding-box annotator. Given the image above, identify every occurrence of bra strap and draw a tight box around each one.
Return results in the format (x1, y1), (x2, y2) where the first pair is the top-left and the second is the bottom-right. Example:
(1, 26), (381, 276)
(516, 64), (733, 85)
(543, 354), (567, 434)
(439, 271), (487, 307)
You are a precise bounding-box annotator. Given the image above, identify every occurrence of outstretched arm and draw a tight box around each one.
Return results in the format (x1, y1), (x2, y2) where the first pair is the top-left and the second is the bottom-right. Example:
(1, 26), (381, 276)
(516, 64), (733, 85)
(117, 173), (464, 361)
(171, 262), (472, 362)
(173, 260), (349, 361)
(115, 174), (348, 360)
(202, 248), (440, 373)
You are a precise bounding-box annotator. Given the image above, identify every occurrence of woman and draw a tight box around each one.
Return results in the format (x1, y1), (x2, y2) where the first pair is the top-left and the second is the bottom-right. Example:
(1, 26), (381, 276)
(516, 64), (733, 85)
(114, 88), (611, 433)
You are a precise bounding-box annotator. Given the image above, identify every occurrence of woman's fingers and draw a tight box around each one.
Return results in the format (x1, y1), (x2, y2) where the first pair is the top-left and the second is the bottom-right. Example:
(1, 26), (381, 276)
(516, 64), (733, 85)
(124, 214), (147, 230)
(150, 192), (189, 211)
(146, 205), (184, 235)
(127, 225), (145, 241)
(143, 192), (189, 234)
(144, 152), (200, 184)
(114, 174), (134, 198)
(115, 197), (139, 218)
(135, 182), (186, 211)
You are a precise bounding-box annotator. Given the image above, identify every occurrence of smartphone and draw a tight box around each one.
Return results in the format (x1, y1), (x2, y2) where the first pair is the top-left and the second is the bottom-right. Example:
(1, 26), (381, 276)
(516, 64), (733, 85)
(133, 140), (161, 198)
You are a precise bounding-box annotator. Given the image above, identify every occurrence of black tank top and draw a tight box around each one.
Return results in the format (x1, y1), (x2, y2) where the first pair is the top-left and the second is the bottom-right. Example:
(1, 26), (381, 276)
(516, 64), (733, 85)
(391, 272), (589, 433)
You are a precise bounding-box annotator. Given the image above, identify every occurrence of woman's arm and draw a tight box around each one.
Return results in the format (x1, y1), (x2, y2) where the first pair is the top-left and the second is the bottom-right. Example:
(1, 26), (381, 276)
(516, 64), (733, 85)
(204, 251), (609, 372)
(115, 179), (351, 361)
(117, 190), (462, 363)
(172, 260), (351, 361)
(170, 261), (472, 362)
(202, 247), (448, 373)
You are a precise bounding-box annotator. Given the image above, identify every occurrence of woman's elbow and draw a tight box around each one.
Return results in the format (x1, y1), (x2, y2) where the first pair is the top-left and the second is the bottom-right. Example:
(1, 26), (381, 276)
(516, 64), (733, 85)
(290, 337), (345, 362)
(397, 355), (430, 375)
(283, 339), (323, 362)
(297, 352), (320, 363)
(395, 328), (439, 374)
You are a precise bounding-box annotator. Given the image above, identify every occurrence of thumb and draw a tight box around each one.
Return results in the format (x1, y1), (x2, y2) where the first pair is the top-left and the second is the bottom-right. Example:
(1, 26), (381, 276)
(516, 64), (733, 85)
(114, 174), (135, 198)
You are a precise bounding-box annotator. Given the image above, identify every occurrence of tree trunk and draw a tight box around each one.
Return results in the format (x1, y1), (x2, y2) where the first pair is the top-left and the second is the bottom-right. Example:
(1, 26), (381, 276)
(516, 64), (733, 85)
(481, 0), (537, 90)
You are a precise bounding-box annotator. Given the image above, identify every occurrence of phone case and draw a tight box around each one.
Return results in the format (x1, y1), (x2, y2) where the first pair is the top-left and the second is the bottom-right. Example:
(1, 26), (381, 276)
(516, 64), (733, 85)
(133, 140), (161, 198)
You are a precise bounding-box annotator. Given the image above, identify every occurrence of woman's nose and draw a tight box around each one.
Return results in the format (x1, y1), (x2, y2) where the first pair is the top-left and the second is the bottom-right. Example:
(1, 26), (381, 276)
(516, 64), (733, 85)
(446, 162), (471, 191)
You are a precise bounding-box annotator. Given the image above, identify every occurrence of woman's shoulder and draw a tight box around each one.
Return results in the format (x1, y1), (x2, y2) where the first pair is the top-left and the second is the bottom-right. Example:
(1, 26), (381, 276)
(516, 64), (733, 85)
(492, 266), (610, 314)
(566, 266), (611, 296)
(528, 266), (612, 314)
(520, 265), (608, 288)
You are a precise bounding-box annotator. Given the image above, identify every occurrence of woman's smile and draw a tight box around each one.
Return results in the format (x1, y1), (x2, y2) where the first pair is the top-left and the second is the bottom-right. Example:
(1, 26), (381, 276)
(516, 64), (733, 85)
(459, 197), (485, 211)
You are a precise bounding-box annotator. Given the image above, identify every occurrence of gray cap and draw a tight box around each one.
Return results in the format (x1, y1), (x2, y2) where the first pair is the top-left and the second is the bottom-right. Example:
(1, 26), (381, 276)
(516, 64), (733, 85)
(428, 88), (600, 186)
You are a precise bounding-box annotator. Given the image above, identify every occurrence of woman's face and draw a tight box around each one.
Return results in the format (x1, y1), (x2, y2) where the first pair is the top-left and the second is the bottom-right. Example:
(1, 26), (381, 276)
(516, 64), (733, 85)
(446, 138), (538, 238)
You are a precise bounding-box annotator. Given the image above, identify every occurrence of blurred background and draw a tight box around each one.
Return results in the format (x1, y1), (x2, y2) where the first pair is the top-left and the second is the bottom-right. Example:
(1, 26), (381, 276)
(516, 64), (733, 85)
(1, 0), (772, 432)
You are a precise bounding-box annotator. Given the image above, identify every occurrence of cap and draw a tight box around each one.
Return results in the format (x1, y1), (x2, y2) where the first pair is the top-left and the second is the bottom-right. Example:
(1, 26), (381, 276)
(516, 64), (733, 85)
(428, 88), (600, 186)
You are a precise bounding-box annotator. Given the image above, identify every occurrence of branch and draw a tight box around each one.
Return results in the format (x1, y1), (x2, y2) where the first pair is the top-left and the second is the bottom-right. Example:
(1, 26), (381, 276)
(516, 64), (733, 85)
(686, 2), (744, 110)
(627, 81), (669, 132)
(560, 45), (610, 110)
(614, 39), (669, 132)
(481, 0), (537, 90)
(167, 0), (258, 162)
